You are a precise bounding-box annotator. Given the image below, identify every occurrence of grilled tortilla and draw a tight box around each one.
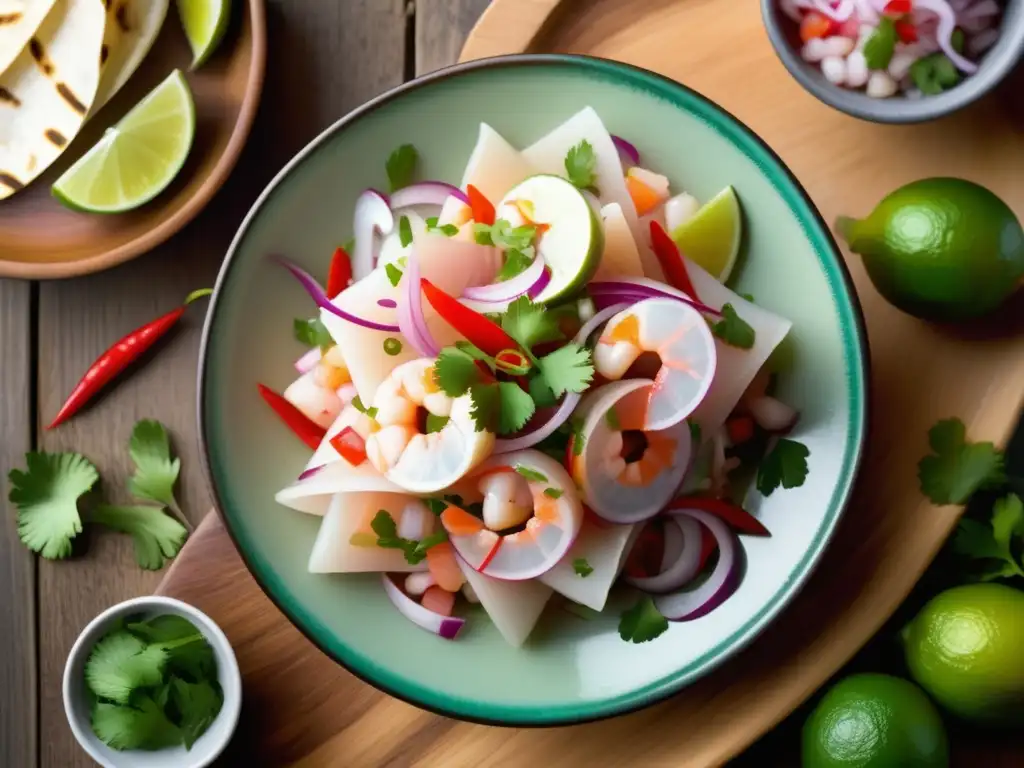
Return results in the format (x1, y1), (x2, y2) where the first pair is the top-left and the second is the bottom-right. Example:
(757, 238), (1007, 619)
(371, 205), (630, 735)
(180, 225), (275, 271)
(0, 0), (107, 199)
(0, 0), (58, 77)
(91, 0), (169, 116)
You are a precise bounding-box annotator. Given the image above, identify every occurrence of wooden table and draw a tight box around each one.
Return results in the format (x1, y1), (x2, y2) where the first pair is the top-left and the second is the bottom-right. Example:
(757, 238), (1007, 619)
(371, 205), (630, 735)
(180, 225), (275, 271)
(0, 2), (1020, 766)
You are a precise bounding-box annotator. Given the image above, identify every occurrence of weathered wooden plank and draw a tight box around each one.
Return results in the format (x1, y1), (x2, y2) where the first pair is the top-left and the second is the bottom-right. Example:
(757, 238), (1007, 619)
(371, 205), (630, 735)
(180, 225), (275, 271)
(36, 1), (408, 765)
(415, 0), (492, 75)
(0, 279), (37, 768)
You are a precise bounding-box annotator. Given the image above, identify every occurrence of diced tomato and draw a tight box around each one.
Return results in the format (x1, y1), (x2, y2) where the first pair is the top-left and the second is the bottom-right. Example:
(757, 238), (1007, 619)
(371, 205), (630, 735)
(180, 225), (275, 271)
(330, 426), (366, 465)
(421, 586), (456, 616)
(894, 19), (918, 43)
(623, 520), (666, 579)
(426, 541), (465, 592)
(726, 415), (755, 445)
(671, 497), (771, 537)
(883, 0), (912, 15)
(466, 184), (495, 226)
(799, 11), (836, 42)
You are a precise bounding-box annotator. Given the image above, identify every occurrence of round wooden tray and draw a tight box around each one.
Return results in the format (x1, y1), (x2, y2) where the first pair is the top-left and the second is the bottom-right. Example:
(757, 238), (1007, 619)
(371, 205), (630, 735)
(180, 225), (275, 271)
(0, 0), (266, 280)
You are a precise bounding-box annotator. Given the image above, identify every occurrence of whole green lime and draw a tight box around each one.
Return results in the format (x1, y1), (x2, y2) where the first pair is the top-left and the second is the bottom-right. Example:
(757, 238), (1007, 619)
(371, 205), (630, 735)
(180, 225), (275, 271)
(836, 178), (1024, 321)
(903, 583), (1024, 725)
(802, 673), (948, 767)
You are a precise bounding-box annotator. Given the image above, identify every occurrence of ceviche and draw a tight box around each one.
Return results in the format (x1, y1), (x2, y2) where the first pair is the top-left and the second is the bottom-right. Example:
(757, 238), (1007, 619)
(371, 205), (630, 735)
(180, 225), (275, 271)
(265, 107), (811, 647)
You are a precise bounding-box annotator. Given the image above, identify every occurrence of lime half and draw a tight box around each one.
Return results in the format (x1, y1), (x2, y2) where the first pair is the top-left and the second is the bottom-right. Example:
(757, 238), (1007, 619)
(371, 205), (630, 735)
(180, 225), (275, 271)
(176, 0), (232, 68)
(53, 70), (196, 214)
(671, 186), (742, 282)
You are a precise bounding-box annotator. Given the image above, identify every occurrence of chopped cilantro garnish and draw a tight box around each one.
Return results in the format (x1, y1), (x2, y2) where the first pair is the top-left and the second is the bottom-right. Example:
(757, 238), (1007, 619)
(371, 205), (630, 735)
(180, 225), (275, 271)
(385, 263), (404, 287)
(370, 509), (446, 564)
(473, 222), (494, 245)
(710, 304), (755, 349)
(544, 488), (563, 499)
(293, 317), (333, 350)
(425, 216), (438, 228)
(515, 466), (548, 483)
(756, 439), (810, 496)
(618, 596), (668, 643)
(496, 382), (535, 434)
(366, 406), (379, 420)
(537, 344), (594, 397)
(572, 557), (593, 577)
(434, 347), (482, 397)
(528, 372), (558, 408)
(918, 418), (1005, 505)
(398, 215), (413, 247)
(605, 406), (621, 431)
(351, 395), (371, 415)
(432, 223), (459, 236)
(688, 420), (702, 445)
(910, 53), (961, 96)
(496, 249), (535, 282)
(425, 413), (449, 433)
(863, 16), (897, 70)
(570, 417), (586, 456)
(385, 144), (418, 192)
(565, 139), (598, 192)
(491, 219), (537, 252)
(501, 296), (565, 351)
(424, 498), (447, 516)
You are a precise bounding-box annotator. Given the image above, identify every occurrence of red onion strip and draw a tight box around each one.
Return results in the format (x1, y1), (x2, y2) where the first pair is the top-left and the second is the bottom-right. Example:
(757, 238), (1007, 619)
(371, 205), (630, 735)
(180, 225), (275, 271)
(654, 509), (741, 621)
(382, 574), (465, 639)
(493, 391), (581, 454)
(397, 246), (440, 357)
(462, 255), (548, 302)
(913, 0), (979, 72)
(298, 464), (325, 481)
(390, 181), (470, 209)
(275, 256), (401, 332)
(624, 516), (704, 593)
(588, 279), (722, 315)
(610, 135), (640, 166)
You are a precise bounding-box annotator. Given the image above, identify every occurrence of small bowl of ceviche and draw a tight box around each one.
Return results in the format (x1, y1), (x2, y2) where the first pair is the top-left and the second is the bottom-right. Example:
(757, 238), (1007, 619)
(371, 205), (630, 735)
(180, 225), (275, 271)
(762, 0), (1024, 123)
(200, 54), (869, 725)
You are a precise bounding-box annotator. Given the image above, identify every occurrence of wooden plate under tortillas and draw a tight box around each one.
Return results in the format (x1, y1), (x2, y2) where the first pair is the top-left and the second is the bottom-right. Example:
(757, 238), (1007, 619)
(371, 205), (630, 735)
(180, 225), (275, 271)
(0, 0), (265, 279)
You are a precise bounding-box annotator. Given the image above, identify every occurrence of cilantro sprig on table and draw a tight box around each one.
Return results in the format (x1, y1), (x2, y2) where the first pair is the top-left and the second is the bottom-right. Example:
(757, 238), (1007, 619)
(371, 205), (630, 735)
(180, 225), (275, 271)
(7, 419), (189, 569)
(952, 494), (1024, 582)
(918, 418), (1005, 505)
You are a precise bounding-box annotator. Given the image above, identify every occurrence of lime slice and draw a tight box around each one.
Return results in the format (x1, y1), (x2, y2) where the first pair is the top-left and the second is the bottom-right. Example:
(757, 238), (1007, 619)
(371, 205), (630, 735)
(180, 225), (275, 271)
(176, 0), (232, 68)
(52, 70), (196, 214)
(497, 174), (603, 304)
(671, 186), (742, 283)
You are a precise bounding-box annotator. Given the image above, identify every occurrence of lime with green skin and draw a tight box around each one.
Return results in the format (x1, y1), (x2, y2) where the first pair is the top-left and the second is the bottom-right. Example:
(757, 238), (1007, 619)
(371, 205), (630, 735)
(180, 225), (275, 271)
(903, 583), (1024, 726)
(836, 178), (1024, 321)
(802, 673), (949, 767)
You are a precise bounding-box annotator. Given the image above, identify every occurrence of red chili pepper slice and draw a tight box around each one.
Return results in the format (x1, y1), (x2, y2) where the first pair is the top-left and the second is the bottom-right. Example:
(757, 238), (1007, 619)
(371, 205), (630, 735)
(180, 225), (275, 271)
(894, 19), (918, 43)
(47, 290), (212, 430)
(420, 278), (521, 357)
(477, 535), (503, 572)
(883, 0), (912, 15)
(670, 497), (771, 537)
(466, 184), (495, 226)
(726, 415), (755, 445)
(325, 246), (353, 299)
(330, 426), (367, 465)
(257, 383), (326, 450)
(649, 220), (700, 301)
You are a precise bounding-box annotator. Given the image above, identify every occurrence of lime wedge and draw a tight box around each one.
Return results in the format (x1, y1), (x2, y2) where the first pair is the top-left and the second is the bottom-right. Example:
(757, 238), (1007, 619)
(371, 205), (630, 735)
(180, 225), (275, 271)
(671, 186), (742, 283)
(176, 0), (232, 68)
(52, 71), (195, 214)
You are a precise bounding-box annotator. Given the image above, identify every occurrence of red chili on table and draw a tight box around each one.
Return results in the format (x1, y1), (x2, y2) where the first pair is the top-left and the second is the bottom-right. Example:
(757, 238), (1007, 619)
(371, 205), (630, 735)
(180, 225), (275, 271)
(257, 383), (326, 450)
(46, 289), (213, 430)
(649, 220), (700, 302)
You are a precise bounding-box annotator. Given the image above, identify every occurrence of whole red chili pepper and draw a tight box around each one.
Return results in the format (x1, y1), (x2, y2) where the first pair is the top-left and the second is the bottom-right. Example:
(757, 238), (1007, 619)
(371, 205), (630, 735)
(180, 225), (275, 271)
(670, 497), (771, 537)
(420, 278), (521, 357)
(325, 246), (353, 299)
(466, 184), (495, 226)
(47, 289), (213, 430)
(650, 220), (700, 301)
(257, 383), (326, 450)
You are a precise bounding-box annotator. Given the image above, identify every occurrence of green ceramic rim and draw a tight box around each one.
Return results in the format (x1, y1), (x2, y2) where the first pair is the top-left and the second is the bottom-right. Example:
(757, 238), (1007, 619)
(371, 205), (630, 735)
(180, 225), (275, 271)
(198, 54), (870, 726)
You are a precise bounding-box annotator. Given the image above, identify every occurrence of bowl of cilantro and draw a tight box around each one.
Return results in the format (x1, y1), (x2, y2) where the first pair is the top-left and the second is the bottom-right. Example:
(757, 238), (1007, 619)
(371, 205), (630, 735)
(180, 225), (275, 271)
(63, 596), (242, 768)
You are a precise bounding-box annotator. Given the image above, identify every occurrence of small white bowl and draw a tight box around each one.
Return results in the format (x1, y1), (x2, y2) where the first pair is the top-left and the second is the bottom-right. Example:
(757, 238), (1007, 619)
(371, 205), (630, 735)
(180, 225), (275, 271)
(63, 596), (242, 768)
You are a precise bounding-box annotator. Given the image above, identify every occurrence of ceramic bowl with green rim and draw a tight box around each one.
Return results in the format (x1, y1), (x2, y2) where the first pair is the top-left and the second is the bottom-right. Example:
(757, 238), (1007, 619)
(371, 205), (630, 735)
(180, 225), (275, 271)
(199, 54), (869, 726)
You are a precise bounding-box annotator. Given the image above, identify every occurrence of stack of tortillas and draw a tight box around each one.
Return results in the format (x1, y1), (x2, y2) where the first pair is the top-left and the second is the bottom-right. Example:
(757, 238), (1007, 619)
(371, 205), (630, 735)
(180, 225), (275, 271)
(0, 0), (169, 200)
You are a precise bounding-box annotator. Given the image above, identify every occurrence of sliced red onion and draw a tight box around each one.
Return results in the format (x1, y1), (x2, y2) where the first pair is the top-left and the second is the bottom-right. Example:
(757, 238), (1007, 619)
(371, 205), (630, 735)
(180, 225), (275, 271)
(624, 516), (704, 593)
(396, 245), (440, 357)
(493, 391), (581, 454)
(654, 509), (741, 621)
(275, 256), (401, 332)
(390, 181), (470, 210)
(811, 0), (854, 21)
(748, 395), (800, 433)
(589, 279), (721, 315)
(378, 298), (397, 308)
(573, 302), (630, 345)
(462, 255), (548, 303)
(294, 346), (322, 374)
(353, 189), (394, 277)
(961, 0), (1000, 20)
(914, 0), (979, 72)
(382, 574), (465, 639)
(611, 135), (640, 166)
(298, 464), (325, 481)
(968, 27), (1000, 56)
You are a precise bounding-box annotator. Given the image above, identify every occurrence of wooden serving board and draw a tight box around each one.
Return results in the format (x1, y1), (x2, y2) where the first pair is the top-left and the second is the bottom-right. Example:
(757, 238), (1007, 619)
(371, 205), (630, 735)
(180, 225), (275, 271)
(158, 2), (1024, 766)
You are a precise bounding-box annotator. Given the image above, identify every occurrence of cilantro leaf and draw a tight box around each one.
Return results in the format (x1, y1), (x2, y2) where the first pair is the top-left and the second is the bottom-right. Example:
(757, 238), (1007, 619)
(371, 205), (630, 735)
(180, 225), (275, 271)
(573, 557), (593, 577)
(371, 509), (398, 540)
(370, 509), (444, 564)
(128, 420), (183, 518)
(9, 452), (98, 559)
(424, 498), (447, 516)
(126, 614), (198, 644)
(425, 413), (449, 433)
(570, 417), (586, 456)
(544, 488), (563, 499)
(90, 504), (188, 570)
(910, 53), (961, 95)
(952, 495), (1024, 582)
(385, 144), (418, 192)
(497, 381), (535, 434)
(496, 249), (535, 282)
(413, 529), (449, 558)
(434, 347), (483, 397)
(538, 344), (594, 397)
(501, 296), (564, 350)
(565, 139), (598, 192)
(618, 596), (668, 643)
(756, 438), (810, 496)
(293, 317), (333, 350)
(469, 382), (501, 433)
(169, 677), (223, 750)
(528, 372), (558, 408)
(688, 420), (702, 445)
(710, 304), (755, 349)
(399, 215), (413, 247)
(455, 340), (493, 363)
(918, 419), (1005, 505)
(605, 406), (621, 431)
(490, 219), (537, 251)
(515, 466), (548, 483)
(85, 631), (167, 704)
(385, 262), (404, 287)
(91, 695), (181, 751)
(863, 16), (897, 70)
(473, 222), (494, 246)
